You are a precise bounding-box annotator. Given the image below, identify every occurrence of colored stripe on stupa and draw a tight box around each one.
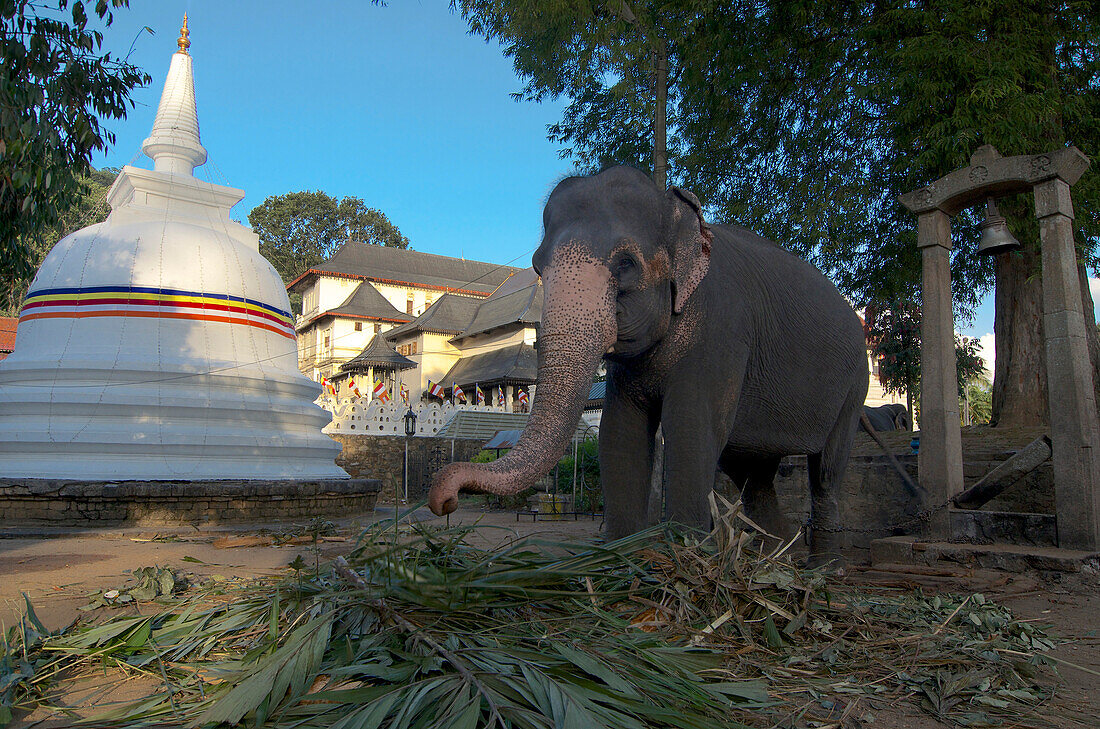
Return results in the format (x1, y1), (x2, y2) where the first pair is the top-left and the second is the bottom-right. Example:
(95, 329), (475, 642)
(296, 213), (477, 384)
(19, 285), (295, 339)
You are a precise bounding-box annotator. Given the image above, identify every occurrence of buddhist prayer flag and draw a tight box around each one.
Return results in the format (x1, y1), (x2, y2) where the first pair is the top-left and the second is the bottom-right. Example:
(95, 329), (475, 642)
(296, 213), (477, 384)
(428, 380), (445, 399)
(400, 383), (410, 406)
(497, 385), (505, 406)
(475, 383), (485, 405)
(321, 377), (336, 396)
(373, 381), (390, 402)
(348, 377), (362, 397)
(452, 382), (465, 402)
(517, 388), (529, 406)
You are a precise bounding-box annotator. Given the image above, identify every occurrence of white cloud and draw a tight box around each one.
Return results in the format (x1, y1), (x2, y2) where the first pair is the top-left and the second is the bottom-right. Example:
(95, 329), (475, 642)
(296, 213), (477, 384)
(977, 332), (995, 381)
(1091, 278), (1100, 319)
(957, 331), (995, 382)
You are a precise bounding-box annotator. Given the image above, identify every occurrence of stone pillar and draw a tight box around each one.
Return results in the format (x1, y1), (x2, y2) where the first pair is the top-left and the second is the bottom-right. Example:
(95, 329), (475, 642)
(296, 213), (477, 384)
(506, 385), (513, 412)
(1034, 179), (1100, 550)
(367, 366), (374, 402)
(916, 210), (964, 539)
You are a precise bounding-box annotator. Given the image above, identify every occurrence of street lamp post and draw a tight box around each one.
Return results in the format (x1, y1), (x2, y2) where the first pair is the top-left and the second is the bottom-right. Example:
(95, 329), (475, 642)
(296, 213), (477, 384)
(403, 408), (417, 503)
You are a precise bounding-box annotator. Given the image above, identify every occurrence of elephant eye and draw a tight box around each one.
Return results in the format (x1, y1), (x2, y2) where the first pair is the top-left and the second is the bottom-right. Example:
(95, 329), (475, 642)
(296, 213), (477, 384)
(615, 256), (636, 276)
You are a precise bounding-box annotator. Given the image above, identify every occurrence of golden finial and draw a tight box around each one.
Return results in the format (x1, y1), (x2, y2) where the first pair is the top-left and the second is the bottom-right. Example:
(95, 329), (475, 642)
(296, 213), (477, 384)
(177, 14), (190, 54)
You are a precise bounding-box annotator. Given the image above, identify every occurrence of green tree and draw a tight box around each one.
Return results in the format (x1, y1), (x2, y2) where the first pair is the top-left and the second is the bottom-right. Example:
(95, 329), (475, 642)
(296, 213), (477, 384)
(459, 0), (706, 189)
(1, 0), (150, 312)
(469, 1), (1100, 428)
(1, 167), (117, 316)
(677, 1), (1100, 427)
(867, 303), (988, 427)
(247, 191), (409, 287)
(961, 377), (993, 426)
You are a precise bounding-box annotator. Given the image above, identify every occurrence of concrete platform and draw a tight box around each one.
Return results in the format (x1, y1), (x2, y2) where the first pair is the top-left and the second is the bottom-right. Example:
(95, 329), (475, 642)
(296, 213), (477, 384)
(871, 535), (1100, 573)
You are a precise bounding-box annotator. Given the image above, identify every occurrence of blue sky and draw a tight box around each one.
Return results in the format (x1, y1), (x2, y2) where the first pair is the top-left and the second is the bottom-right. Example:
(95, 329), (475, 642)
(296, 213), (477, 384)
(89, 0), (1099, 374)
(91, 1), (572, 272)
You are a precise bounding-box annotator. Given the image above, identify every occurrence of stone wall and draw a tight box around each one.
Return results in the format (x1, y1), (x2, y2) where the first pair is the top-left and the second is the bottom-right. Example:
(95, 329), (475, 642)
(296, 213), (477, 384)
(330, 434), (485, 501)
(0, 478), (381, 527)
(728, 426), (1055, 560)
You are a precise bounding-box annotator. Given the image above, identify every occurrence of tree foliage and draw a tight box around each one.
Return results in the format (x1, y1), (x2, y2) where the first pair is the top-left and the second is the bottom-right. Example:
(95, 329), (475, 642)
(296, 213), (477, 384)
(866, 303), (988, 423)
(464, 1), (1100, 425)
(1, 167), (116, 316)
(247, 191), (409, 286)
(1, 0), (149, 312)
(961, 377), (993, 426)
(459, 0), (702, 188)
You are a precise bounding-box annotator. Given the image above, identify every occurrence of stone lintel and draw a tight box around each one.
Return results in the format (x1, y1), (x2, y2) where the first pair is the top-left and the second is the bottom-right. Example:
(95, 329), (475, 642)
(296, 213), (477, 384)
(900, 146), (1090, 217)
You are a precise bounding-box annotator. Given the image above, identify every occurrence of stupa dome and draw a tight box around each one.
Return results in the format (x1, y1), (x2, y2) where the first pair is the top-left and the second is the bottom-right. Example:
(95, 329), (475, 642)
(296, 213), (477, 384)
(0, 18), (345, 479)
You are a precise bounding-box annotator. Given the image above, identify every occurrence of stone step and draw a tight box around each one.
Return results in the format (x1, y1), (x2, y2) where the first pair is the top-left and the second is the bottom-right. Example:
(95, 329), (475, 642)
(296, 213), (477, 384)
(870, 534), (1099, 573)
(949, 509), (1057, 547)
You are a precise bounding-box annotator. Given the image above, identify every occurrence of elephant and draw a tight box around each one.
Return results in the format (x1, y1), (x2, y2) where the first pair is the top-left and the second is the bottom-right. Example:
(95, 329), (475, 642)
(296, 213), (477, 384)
(861, 403), (910, 432)
(428, 166), (872, 563)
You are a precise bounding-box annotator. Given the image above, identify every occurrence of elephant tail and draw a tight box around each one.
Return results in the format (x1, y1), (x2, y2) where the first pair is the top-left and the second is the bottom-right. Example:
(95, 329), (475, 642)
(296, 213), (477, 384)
(860, 412), (927, 499)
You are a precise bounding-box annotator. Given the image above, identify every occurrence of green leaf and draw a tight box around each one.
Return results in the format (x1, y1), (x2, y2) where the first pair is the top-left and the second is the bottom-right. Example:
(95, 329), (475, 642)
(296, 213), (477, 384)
(704, 680), (771, 704)
(124, 620), (151, 649)
(554, 643), (641, 698)
(763, 615), (785, 649)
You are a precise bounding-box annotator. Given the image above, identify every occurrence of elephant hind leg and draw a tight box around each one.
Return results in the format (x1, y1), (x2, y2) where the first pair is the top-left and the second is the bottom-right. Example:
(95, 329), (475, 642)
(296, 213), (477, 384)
(719, 452), (788, 547)
(807, 407), (861, 568)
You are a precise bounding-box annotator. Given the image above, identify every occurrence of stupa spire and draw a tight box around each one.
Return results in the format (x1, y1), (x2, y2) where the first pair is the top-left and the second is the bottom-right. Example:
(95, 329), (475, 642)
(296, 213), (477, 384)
(142, 15), (207, 175)
(178, 13), (190, 54)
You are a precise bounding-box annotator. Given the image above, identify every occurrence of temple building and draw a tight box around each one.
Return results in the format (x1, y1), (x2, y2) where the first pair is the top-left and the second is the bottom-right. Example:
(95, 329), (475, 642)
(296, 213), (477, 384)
(0, 19), (345, 479)
(289, 242), (518, 382)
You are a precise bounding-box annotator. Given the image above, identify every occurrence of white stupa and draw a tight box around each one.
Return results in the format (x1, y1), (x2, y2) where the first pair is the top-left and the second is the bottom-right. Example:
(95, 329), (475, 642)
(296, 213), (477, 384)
(0, 18), (346, 480)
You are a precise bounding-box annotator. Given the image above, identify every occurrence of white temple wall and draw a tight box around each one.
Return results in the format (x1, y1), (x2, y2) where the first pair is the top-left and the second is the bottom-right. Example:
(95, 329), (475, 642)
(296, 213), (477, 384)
(414, 332), (460, 400)
(318, 277), (361, 315)
(374, 282), (425, 317)
(864, 347), (906, 409)
(321, 397), (517, 437)
(322, 398), (459, 436)
(330, 317), (372, 364)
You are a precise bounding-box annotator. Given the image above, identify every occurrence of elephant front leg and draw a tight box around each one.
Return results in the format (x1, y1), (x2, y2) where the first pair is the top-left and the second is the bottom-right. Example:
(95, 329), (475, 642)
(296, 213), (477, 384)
(659, 347), (747, 532)
(599, 394), (659, 540)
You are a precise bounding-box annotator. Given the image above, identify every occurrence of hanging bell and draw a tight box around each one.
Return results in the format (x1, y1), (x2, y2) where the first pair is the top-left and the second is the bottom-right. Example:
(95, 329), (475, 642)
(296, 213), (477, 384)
(977, 198), (1021, 255)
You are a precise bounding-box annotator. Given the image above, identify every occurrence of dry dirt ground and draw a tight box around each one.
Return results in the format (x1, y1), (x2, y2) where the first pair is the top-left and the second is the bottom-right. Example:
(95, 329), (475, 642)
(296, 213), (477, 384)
(2, 502), (1097, 728)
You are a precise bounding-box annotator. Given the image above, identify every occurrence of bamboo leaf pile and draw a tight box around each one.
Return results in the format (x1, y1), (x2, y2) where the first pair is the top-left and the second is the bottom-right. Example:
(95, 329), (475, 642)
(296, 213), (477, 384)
(0, 498), (1072, 728)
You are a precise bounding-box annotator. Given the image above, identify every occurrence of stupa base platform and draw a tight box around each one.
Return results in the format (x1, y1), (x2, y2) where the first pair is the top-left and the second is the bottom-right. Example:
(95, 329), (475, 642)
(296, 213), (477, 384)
(0, 478), (381, 528)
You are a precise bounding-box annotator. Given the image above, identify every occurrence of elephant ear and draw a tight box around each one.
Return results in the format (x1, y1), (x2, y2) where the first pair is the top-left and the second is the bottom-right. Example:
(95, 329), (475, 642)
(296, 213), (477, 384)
(666, 187), (713, 314)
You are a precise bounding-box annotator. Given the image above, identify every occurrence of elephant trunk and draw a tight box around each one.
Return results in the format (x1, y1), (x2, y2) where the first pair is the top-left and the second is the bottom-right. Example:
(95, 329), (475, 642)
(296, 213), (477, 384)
(428, 246), (616, 515)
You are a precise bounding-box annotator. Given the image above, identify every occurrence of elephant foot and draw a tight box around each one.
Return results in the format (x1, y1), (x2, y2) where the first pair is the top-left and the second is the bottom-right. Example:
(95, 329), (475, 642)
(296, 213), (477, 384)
(806, 529), (845, 571)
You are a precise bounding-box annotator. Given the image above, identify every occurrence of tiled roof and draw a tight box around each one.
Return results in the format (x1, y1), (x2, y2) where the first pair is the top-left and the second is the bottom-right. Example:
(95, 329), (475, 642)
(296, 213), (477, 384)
(289, 241), (520, 296)
(585, 381), (606, 411)
(453, 268), (542, 343)
(341, 334), (417, 372)
(488, 267), (539, 297)
(297, 281), (411, 332)
(440, 342), (537, 387)
(328, 282), (410, 321)
(384, 294), (483, 340)
(0, 317), (16, 356)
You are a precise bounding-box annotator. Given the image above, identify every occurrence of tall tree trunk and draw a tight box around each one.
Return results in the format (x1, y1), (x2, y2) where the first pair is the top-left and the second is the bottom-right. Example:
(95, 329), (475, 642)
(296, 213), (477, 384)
(990, 243), (1048, 427)
(1078, 260), (1100, 409)
(652, 39), (668, 190)
(990, 4), (1100, 427)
